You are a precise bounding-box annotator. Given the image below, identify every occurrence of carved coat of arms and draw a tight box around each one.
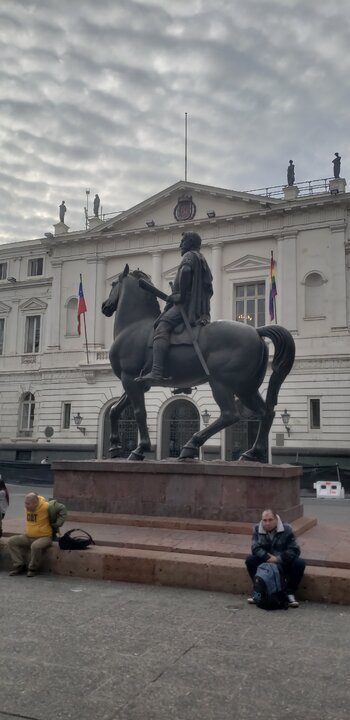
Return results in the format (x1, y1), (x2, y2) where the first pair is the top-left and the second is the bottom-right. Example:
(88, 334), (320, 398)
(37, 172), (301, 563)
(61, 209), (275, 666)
(173, 195), (196, 222)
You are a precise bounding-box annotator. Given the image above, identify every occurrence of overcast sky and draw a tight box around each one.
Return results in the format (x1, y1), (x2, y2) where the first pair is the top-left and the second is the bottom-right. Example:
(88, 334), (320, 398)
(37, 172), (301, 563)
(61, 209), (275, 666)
(1, 0), (349, 245)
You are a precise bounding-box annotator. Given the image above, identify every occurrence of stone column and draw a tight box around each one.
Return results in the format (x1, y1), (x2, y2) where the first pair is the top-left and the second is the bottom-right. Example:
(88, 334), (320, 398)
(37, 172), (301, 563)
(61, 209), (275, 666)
(47, 260), (63, 350)
(330, 223), (347, 330)
(86, 258), (106, 348)
(6, 299), (19, 355)
(95, 258), (106, 346)
(277, 232), (298, 332)
(211, 244), (223, 320)
(346, 242), (350, 331)
(151, 252), (162, 289)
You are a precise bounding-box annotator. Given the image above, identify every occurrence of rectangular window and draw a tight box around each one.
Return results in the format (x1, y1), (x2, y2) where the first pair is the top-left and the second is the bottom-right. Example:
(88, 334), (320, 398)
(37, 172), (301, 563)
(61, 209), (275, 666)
(28, 257), (43, 276)
(235, 282), (265, 327)
(15, 450), (32, 461)
(24, 315), (41, 353)
(310, 399), (321, 429)
(0, 262), (7, 280)
(0, 318), (4, 354)
(62, 402), (71, 429)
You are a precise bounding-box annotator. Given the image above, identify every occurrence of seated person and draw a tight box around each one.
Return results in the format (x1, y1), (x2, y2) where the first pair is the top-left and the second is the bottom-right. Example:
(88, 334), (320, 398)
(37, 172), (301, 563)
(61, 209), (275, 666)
(245, 508), (305, 608)
(7, 492), (66, 577)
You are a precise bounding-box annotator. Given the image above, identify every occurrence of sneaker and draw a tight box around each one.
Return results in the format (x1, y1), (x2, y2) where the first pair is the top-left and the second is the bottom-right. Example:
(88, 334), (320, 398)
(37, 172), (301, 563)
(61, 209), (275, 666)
(287, 594), (299, 608)
(247, 597), (255, 604)
(9, 566), (26, 576)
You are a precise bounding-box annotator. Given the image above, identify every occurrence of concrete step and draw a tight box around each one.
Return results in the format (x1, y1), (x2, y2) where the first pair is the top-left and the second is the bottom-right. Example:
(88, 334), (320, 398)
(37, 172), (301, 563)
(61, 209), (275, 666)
(65, 512), (317, 536)
(1, 538), (350, 605)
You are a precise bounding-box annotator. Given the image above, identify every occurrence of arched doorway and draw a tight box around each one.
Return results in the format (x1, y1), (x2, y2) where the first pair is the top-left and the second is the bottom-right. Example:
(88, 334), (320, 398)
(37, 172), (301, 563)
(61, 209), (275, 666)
(161, 399), (200, 459)
(225, 420), (265, 460)
(102, 402), (138, 458)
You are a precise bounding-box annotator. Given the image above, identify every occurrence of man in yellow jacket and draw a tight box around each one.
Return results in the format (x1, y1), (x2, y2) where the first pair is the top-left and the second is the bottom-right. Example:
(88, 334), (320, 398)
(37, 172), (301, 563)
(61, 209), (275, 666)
(7, 492), (67, 577)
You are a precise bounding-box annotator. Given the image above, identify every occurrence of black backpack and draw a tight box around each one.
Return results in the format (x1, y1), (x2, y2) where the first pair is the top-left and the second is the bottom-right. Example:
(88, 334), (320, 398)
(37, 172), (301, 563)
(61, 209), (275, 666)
(58, 528), (95, 550)
(253, 562), (288, 610)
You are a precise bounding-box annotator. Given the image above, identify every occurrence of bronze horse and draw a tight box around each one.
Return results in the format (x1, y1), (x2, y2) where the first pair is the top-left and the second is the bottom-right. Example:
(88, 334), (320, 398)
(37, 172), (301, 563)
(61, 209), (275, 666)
(102, 265), (295, 462)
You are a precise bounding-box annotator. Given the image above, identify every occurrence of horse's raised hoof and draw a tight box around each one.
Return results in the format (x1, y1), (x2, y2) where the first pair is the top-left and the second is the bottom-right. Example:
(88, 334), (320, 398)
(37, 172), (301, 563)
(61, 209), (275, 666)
(128, 450), (145, 461)
(178, 446), (198, 461)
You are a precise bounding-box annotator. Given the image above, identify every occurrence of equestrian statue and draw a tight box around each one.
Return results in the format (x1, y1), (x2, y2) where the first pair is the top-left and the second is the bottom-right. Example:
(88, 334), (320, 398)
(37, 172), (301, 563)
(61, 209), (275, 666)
(101, 231), (295, 462)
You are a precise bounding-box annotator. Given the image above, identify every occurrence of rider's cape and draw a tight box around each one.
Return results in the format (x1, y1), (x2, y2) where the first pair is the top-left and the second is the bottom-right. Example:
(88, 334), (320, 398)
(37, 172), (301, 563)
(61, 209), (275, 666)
(169, 250), (213, 325)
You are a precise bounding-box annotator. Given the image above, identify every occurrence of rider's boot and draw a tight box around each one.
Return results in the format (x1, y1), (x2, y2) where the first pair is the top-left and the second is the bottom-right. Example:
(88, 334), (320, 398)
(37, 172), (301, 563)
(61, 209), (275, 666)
(136, 338), (171, 385)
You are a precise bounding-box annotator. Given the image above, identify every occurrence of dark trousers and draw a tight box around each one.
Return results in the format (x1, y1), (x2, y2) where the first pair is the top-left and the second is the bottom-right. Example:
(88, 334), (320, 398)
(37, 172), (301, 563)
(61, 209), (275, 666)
(245, 555), (306, 594)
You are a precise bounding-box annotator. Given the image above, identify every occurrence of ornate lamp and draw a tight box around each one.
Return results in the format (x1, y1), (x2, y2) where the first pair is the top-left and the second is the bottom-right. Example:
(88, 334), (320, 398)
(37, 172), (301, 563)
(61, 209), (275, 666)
(281, 408), (291, 437)
(73, 412), (86, 436)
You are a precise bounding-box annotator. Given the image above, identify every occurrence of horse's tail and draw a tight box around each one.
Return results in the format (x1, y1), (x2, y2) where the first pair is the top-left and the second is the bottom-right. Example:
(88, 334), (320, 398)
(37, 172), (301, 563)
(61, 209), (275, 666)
(257, 325), (295, 410)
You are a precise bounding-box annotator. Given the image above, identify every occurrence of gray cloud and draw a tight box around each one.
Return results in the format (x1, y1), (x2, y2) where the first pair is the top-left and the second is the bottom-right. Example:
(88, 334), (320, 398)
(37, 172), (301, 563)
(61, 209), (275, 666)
(0, 0), (350, 243)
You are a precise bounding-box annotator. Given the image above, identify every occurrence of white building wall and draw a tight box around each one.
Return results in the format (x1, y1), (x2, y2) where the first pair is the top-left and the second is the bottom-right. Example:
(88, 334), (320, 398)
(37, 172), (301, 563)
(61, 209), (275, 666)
(0, 180), (349, 466)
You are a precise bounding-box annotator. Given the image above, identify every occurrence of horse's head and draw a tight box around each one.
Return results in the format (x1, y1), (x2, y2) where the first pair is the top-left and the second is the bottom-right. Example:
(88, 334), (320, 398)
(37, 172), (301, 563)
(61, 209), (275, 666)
(101, 264), (160, 319)
(102, 264), (129, 317)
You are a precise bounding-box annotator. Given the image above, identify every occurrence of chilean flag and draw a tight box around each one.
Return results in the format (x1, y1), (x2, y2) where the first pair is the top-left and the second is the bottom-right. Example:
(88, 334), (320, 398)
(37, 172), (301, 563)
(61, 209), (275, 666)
(77, 278), (87, 335)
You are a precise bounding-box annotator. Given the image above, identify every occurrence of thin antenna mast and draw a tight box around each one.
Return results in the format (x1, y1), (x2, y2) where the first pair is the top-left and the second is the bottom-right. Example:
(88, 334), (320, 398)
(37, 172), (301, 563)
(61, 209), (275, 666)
(184, 112), (188, 181)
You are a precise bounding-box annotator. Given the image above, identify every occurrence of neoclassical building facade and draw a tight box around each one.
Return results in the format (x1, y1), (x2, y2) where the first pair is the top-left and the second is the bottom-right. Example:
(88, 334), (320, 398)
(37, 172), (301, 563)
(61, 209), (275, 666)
(0, 178), (349, 467)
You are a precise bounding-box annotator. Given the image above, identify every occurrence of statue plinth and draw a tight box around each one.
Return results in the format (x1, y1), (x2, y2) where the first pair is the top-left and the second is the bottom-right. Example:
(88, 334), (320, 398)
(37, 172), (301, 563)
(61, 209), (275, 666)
(283, 185), (299, 200)
(53, 460), (303, 523)
(89, 217), (104, 229)
(53, 221), (69, 236)
(329, 178), (346, 194)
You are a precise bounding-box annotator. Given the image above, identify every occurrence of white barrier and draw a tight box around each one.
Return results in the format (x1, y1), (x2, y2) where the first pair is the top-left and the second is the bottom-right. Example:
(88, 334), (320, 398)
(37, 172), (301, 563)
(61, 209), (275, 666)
(313, 480), (345, 499)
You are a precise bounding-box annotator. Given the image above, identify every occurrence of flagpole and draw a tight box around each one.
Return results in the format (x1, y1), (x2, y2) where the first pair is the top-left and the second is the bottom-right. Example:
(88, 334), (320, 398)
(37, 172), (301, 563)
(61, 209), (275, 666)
(80, 273), (90, 364)
(184, 112), (188, 181)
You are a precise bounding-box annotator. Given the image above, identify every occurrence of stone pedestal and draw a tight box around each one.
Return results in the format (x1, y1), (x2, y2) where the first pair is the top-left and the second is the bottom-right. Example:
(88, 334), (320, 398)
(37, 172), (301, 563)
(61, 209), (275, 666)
(88, 217), (104, 229)
(53, 460), (303, 523)
(329, 178), (347, 194)
(283, 185), (299, 200)
(53, 221), (69, 236)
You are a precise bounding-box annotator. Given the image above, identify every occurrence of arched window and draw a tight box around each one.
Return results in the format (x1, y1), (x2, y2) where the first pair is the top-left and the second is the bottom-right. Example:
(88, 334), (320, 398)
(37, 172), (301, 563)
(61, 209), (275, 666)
(19, 392), (35, 435)
(66, 298), (78, 336)
(161, 400), (200, 459)
(305, 272), (325, 319)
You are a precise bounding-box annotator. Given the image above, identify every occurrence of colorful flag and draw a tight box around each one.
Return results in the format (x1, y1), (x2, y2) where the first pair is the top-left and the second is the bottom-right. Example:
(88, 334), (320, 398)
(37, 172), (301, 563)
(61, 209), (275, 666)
(269, 251), (277, 321)
(77, 277), (87, 335)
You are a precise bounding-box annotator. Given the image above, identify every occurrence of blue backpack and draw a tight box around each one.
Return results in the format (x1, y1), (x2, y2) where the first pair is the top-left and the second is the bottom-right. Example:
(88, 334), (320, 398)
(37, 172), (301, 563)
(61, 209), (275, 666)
(253, 563), (288, 610)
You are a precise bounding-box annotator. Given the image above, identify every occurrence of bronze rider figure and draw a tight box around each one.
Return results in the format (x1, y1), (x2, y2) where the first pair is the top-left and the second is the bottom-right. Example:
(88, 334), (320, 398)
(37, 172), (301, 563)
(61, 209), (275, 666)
(137, 231), (213, 385)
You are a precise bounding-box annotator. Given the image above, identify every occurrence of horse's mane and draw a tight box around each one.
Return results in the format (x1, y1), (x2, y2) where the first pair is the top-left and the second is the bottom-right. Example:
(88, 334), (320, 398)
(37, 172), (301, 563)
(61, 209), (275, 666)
(129, 269), (160, 315)
(131, 269), (152, 283)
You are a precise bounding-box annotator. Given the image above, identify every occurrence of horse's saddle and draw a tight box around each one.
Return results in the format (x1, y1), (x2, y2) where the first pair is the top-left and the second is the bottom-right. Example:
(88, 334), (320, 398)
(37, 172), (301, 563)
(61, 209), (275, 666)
(147, 323), (202, 348)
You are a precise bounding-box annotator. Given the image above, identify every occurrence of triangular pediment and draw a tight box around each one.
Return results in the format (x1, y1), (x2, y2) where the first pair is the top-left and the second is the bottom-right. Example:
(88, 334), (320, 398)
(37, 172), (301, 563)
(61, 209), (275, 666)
(224, 254), (271, 273)
(0, 301), (11, 314)
(92, 181), (281, 237)
(19, 297), (48, 312)
(162, 266), (178, 282)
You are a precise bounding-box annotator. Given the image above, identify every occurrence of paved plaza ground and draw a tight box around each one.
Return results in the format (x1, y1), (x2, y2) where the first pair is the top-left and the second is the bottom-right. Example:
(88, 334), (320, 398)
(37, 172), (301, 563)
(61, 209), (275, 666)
(1, 484), (350, 719)
(0, 574), (350, 720)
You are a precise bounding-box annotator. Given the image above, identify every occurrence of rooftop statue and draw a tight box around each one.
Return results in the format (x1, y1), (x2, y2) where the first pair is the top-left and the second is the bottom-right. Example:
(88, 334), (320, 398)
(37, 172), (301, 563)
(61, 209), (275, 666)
(59, 201), (66, 223)
(102, 233), (295, 462)
(332, 152), (341, 179)
(93, 194), (100, 218)
(287, 160), (295, 186)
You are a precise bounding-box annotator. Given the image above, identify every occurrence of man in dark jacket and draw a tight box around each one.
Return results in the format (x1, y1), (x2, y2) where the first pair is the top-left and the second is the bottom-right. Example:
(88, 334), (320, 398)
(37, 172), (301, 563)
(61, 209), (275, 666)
(245, 508), (305, 607)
